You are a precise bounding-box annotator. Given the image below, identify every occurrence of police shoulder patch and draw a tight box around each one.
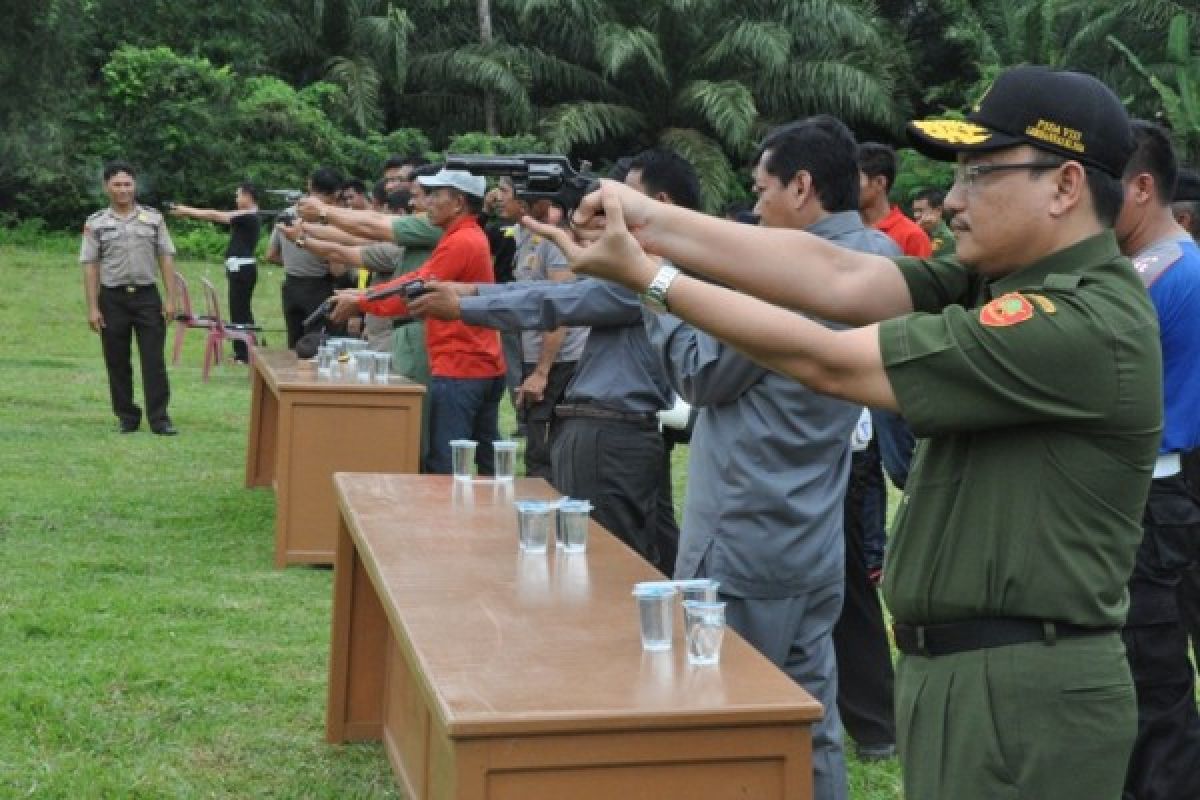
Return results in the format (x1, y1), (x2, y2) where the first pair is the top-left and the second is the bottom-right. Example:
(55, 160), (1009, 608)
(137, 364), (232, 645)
(980, 292), (1035, 327)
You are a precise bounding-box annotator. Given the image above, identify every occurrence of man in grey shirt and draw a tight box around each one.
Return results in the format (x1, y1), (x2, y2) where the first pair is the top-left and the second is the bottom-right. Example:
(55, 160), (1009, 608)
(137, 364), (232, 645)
(648, 117), (900, 800)
(266, 167), (343, 347)
(409, 150), (700, 575)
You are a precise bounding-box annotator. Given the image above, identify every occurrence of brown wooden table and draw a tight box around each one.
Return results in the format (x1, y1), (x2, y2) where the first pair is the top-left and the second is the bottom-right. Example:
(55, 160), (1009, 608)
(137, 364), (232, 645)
(327, 473), (821, 800)
(244, 350), (424, 567)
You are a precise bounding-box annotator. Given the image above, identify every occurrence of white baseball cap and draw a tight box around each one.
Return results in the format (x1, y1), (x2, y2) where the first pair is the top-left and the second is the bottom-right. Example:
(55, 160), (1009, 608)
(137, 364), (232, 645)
(417, 169), (487, 199)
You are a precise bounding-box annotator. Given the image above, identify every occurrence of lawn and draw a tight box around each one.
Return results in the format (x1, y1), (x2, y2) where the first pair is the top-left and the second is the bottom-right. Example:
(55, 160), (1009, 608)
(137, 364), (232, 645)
(0, 238), (901, 798)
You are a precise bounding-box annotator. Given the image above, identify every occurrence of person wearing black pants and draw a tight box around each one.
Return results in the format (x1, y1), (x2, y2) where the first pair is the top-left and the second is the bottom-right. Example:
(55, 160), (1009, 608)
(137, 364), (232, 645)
(833, 439), (896, 760)
(81, 160), (178, 435)
(265, 167), (345, 348)
(170, 183), (262, 361)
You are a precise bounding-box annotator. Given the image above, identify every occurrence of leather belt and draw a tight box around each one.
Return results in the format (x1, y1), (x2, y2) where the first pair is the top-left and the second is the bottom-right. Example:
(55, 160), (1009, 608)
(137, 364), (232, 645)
(555, 404), (659, 430)
(893, 618), (1118, 657)
(102, 284), (155, 294)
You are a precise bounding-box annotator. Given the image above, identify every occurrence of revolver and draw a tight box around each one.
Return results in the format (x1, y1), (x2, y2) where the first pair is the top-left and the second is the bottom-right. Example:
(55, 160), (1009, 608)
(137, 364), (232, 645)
(443, 154), (599, 212)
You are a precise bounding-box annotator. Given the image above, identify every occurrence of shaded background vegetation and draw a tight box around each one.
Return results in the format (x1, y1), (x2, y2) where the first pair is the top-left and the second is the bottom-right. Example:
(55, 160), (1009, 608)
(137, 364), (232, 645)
(2, 0), (1197, 226)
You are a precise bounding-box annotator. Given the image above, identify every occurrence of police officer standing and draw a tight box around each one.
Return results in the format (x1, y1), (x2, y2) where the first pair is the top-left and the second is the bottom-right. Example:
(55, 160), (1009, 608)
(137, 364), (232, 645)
(81, 161), (178, 435)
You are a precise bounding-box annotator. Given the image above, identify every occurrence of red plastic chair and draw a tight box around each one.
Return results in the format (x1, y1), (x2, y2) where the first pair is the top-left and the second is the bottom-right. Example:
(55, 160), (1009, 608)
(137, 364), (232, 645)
(171, 274), (214, 365)
(200, 277), (261, 381)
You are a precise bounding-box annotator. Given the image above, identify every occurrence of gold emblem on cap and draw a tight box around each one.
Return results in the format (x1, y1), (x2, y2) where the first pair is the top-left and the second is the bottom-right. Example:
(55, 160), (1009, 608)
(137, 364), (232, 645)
(911, 119), (992, 145)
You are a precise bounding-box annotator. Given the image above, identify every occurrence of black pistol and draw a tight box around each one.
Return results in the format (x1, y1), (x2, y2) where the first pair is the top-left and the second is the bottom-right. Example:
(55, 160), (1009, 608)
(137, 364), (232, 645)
(443, 154), (600, 213)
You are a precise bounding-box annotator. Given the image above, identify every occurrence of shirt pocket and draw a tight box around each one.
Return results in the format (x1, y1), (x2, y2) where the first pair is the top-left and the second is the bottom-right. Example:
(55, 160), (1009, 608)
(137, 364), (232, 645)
(131, 223), (158, 239)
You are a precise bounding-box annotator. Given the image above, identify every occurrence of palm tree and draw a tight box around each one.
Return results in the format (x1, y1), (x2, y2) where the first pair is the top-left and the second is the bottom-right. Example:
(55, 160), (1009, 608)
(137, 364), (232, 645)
(505, 0), (906, 210)
(270, 0), (413, 133)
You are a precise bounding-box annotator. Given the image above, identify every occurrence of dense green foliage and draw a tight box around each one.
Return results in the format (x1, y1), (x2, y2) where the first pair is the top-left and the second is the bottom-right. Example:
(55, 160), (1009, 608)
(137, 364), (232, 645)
(2, 0), (1198, 224)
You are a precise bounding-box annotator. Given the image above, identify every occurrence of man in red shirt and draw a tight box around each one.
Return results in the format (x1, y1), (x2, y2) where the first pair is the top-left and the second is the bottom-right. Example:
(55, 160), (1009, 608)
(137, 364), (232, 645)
(858, 142), (932, 257)
(327, 169), (506, 475)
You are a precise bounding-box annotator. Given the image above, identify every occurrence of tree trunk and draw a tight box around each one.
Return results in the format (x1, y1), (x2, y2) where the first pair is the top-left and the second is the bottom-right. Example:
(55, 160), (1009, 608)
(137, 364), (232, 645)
(478, 0), (497, 134)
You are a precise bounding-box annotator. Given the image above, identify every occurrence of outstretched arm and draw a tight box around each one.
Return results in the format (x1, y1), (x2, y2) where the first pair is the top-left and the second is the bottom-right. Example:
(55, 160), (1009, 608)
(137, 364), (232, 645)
(170, 205), (234, 225)
(569, 180), (913, 326)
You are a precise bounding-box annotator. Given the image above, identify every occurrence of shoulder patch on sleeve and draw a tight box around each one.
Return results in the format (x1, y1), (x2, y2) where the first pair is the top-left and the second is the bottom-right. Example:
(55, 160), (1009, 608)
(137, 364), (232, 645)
(980, 292), (1035, 327)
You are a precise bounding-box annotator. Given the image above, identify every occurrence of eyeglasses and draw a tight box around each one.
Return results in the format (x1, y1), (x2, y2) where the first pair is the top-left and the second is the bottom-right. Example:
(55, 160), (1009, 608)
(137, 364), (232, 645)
(953, 161), (1065, 189)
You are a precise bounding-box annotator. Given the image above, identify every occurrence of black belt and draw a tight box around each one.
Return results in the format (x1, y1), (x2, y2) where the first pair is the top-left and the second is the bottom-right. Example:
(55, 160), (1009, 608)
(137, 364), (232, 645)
(284, 274), (333, 283)
(102, 284), (156, 294)
(893, 617), (1118, 657)
(555, 404), (659, 430)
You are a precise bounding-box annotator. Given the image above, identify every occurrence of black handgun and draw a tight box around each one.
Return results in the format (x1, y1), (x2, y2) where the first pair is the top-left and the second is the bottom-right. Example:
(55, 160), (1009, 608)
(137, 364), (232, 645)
(276, 210), (298, 227)
(364, 278), (433, 304)
(443, 154), (600, 212)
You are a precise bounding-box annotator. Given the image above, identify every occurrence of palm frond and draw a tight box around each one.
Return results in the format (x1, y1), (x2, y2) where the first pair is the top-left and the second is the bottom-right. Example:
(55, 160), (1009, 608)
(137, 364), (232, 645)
(675, 80), (759, 153)
(539, 102), (646, 151)
(408, 48), (534, 129)
(595, 23), (669, 86)
(324, 55), (383, 132)
(700, 19), (791, 73)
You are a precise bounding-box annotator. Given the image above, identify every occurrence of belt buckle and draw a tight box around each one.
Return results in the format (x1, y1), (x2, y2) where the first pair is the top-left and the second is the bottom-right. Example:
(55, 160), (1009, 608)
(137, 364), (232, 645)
(125, 285), (137, 294)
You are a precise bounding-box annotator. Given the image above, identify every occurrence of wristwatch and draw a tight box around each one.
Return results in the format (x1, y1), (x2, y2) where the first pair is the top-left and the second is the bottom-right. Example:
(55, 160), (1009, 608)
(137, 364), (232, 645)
(642, 265), (681, 311)
(295, 235), (307, 249)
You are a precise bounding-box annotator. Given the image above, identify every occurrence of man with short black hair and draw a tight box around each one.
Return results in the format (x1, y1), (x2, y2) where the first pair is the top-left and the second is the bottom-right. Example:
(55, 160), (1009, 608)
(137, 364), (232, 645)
(1173, 167), (1200, 239)
(858, 143), (932, 258)
(1113, 120), (1200, 800)
(267, 167), (344, 347)
(339, 179), (370, 210)
(80, 161), (178, 434)
(911, 187), (955, 256)
(538, 65), (1159, 800)
(170, 183), (262, 362)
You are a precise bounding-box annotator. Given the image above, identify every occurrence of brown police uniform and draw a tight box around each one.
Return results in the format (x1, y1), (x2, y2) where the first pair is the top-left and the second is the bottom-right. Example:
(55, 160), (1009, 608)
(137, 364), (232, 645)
(80, 205), (175, 432)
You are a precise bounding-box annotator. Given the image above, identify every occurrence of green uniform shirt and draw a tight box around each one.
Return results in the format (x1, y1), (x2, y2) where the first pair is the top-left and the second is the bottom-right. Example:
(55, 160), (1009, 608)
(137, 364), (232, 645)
(929, 220), (956, 257)
(879, 231), (1161, 628)
(386, 215), (442, 385)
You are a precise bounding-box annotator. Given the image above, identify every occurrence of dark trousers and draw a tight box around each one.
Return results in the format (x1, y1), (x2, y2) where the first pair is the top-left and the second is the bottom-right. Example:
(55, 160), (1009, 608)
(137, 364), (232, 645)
(550, 416), (676, 575)
(281, 274), (334, 349)
(98, 286), (171, 428)
(227, 263), (257, 361)
(518, 360), (577, 481)
(1122, 473), (1200, 800)
(425, 375), (504, 475)
(833, 447), (896, 748)
(1182, 451), (1200, 669)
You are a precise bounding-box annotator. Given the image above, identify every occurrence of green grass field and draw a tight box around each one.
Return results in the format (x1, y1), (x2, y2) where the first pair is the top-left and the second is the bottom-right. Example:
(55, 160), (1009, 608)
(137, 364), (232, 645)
(0, 239), (900, 798)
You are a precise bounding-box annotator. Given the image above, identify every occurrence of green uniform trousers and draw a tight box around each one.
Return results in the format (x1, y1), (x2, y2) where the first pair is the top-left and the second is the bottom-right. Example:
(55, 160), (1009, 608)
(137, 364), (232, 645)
(896, 634), (1135, 799)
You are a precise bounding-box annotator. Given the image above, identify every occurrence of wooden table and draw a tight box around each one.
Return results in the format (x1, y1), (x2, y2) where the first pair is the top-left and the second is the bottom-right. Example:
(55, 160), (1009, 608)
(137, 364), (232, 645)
(327, 473), (822, 800)
(244, 350), (424, 567)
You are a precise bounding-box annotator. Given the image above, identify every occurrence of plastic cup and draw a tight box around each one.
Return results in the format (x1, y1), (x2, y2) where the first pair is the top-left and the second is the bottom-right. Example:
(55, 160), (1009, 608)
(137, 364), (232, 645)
(355, 350), (376, 383)
(558, 500), (592, 554)
(450, 439), (477, 481)
(493, 440), (517, 482)
(683, 600), (726, 666)
(676, 579), (721, 604)
(373, 351), (392, 384)
(633, 583), (677, 651)
(316, 345), (334, 378)
(515, 500), (555, 554)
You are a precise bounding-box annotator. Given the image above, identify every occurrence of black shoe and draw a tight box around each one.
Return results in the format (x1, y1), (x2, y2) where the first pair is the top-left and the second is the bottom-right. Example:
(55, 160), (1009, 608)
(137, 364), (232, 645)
(151, 423), (178, 436)
(118, 421), (140, 434)
(856, 743), (896, 762)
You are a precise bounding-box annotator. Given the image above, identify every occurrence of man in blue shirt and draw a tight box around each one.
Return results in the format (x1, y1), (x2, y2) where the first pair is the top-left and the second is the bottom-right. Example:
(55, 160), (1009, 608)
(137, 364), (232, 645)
(1114, 120), (1200, 800)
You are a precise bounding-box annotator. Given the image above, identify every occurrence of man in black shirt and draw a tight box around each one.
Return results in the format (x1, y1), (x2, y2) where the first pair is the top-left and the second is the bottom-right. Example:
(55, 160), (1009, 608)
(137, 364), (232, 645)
(170, 183), (262, 362)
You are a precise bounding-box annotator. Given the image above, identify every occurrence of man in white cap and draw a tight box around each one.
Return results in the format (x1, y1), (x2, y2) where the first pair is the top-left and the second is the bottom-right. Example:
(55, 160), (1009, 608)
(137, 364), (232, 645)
(324, 169), (507, 475)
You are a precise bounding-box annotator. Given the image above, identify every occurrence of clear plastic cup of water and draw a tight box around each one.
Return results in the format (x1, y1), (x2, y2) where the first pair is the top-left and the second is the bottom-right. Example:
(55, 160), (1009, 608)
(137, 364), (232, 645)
(683, 600), (726, 666)
(450, 439), (477, 481)
(316, 345), (334, 378)
(373, 351), (392, 383)
(355, 350), (376, 383)
(557, 500), (592, 553)
(676, 579), (721, 604)
(633, 583), (677, 651)
(515, 500), (555, 553)
(493, 440), (517, 481)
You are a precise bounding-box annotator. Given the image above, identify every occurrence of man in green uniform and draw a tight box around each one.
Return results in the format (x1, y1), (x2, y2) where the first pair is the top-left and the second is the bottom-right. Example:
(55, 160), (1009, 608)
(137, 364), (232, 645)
(80, 161), (179, 435)
(528, 66), (1160, 799)
(911, 187), (957, 256)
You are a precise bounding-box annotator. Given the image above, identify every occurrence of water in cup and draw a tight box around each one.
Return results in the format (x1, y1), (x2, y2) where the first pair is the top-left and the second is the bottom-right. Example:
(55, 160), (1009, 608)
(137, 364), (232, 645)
(558, 500), (592, 553)
(493, 440), (517, 481)
(632, 583), (676, 651)
(373, 351), (392, 383)
(450, 439), (477, 481)
(683, 600), (726, 666)
(355, 350), (376, 383)
(515, 500), (555, 553)
(316, 345), (334, 378)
